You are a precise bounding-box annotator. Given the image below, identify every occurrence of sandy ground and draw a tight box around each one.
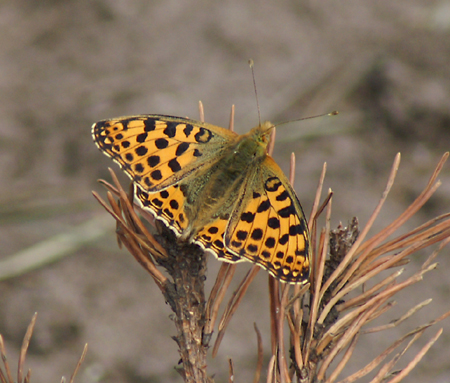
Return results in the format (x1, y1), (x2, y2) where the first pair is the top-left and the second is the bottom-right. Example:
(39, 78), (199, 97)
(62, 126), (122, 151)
(1, 1), (450, 382)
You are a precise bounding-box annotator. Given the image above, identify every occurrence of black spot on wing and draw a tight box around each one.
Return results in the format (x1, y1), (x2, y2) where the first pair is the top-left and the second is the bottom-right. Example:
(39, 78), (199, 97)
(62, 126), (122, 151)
(151, 170), (162, 180)
(176, 142), (190, 156)
(144, 119), (156, 131)
(163, 122), (177, 138)
(268, 217), (280, 229)
(251, 228), (263, 240)
(265, 237), (275, 248)
(194, 128), (212, 143)
(289, 224), (304, 236)
(183, 124), (193, 137)
(144, 177), (152, 187)
(136, 132), (148, 143)
(163, 208), (174, 219)
(236, 230), (248, 241)
(208, 226), (219, 234)
(279, 234), (289, 245)
(257, 199), (271, 213)
(119, 119), (132, 130)
(160, 190), (169, 198)
(276, 190), (289, 201)
(134, 163), (144, 173)
(168, 158), (181, 172)
(231, 240), (243, 248)
(247, 244), (258, 253)
(155, 138), (169, 149)
(135, 145), (148, 156)
(147, 155), (160, 167)
(241, 211), (255, 223)
(265, 177), (282, 192)
(278, 204), (296, 218)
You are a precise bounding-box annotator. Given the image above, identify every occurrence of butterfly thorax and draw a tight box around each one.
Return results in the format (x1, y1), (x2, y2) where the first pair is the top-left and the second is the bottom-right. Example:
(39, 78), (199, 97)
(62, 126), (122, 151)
(180, 123), (273, 240)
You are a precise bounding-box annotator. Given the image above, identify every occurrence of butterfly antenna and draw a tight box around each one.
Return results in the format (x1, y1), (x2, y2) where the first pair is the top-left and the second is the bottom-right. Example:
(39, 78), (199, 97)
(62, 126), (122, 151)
(273, 110), (339, 128)
(248, 59), (262, 127)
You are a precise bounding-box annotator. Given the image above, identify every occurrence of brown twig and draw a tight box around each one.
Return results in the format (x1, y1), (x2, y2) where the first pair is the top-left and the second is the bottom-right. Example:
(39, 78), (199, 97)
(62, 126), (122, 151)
(212, 265), (260, 357)
(253, 323), (264, 383)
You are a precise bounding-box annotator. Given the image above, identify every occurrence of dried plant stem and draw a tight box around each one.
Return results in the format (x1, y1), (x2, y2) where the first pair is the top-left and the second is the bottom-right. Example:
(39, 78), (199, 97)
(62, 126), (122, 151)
(228, 104), (235, 132)
(269, 275), (280, 355)
(67, 344), (88, 383)
(387, 328), (442, 383)
(317, 297), (386, 380)
(326, 333), (359, 383)
(204, 263), (236, 338)
(162, 240), (210, 383)
(266, 355), (276, 383)
(212, 265), (260, 357)
(0, 335), (14, 383)
(253, 323), (264, 383)
(17, 312), (36, 383)
(304, 193), (332, 365)
(337, 269), (404, 312)
(277, 285), (291, 383)
(319, 153), (401, 307)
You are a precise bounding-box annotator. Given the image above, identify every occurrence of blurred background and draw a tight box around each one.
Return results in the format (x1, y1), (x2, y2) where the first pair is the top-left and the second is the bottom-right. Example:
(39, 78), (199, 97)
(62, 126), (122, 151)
(1, 1), (450, 382)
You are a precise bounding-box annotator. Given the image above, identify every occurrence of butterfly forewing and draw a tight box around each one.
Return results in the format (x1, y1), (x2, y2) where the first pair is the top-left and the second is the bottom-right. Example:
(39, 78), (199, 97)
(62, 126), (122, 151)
(92, 115), (237, 192)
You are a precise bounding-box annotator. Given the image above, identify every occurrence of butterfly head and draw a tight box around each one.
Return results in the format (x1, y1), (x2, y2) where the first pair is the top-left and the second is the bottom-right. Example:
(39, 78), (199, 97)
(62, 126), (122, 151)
(251, 121), (275, 148)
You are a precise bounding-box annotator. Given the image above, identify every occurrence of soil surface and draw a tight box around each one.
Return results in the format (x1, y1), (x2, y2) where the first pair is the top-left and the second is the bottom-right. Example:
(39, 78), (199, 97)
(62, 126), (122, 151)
(1, 1), (450, 382)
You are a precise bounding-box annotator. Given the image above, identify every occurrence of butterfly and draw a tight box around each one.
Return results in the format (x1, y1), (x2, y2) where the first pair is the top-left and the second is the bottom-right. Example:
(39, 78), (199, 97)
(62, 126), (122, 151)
(92, 114), (311, 283)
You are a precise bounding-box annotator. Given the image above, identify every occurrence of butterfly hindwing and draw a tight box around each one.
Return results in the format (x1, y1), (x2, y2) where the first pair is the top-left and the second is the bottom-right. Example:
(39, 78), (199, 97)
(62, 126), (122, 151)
(195, 219), (241, 263)
(135, 183), (189, 235)
(224, 156), (311, 283)
(92, 115), (237, 192)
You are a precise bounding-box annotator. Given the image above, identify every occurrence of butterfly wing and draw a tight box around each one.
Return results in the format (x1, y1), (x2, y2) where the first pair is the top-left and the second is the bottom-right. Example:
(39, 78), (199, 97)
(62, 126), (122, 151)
(193, 216), (242, 263)
(135, 183), (190, 236)
(92, 115), (238, 192)
(223, 156), (311, 283)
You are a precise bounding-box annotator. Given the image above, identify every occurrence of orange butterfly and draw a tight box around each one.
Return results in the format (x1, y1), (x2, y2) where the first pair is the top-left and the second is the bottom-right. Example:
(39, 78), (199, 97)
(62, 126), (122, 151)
(92, 115), (311, 283)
